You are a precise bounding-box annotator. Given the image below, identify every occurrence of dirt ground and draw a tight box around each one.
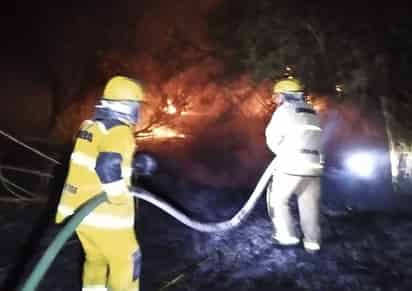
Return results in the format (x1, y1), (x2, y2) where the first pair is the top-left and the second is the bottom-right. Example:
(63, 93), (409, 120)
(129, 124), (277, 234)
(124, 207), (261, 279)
(1, 181), (412, 291)
(1, 146), (412, 291)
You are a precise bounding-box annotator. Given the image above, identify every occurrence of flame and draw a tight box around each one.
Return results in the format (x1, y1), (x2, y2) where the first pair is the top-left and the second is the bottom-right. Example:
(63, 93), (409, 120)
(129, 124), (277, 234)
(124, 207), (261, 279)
(163, 99), (178, 114)
(153, 126), (185, 138)
(137, 126), (185, 140)
(181, 111), (209, 116)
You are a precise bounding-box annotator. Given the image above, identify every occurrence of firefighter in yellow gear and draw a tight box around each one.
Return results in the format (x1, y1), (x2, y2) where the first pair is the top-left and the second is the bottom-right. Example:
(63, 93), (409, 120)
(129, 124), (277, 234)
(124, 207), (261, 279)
(266, 78), (324, 253)
(55, 76), (145, 291)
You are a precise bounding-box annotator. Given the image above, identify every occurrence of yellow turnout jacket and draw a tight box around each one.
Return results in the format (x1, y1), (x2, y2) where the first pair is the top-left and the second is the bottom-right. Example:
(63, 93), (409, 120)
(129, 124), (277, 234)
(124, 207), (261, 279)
(56, 119), (136, 229)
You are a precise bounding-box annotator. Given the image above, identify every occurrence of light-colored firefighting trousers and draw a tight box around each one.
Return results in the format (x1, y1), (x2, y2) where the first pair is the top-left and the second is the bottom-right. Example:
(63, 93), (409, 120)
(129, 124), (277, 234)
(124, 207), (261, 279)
(77, 226), (141, 291)
(267, 171), (321, 245)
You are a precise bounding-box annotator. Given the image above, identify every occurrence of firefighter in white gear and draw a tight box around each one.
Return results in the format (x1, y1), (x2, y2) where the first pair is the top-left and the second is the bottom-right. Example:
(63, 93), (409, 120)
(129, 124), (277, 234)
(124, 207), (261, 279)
(266, 78), (324, 253)
(55, 76), (146, 290)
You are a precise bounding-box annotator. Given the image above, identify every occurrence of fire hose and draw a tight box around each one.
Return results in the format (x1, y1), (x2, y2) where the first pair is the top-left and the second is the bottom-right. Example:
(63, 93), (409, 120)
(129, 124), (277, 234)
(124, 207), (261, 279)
(18, 160), (275, 291)
(132, 158), (276, 232)
(0, 128), (275, 232)
(1, 129), (276, 289)
(20, 193), (108, 291)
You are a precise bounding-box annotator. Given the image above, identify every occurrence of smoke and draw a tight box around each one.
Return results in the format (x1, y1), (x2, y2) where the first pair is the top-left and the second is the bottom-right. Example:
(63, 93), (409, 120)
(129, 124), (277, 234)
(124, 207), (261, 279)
(38, 0), (275, 190)
(51, 0), (385, 192)
(102, 1), (273, 190)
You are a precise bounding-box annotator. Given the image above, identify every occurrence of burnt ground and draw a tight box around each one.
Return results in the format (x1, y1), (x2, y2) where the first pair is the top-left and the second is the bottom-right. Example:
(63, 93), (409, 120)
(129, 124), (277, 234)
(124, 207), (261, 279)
(1, 147), (412, 291)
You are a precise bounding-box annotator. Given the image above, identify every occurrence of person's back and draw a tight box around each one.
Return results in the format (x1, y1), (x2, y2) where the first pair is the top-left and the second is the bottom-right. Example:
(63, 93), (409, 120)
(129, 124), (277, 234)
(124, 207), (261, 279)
(56, 119), (136, 229)
(265, 78), (324, 253)
(269, 100), (323, 176)
(55, 75), (145, 291)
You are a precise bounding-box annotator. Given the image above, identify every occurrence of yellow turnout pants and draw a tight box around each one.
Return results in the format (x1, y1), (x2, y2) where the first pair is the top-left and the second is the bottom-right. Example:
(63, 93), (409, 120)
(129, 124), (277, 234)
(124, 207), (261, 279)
(77, 226), (140, 291)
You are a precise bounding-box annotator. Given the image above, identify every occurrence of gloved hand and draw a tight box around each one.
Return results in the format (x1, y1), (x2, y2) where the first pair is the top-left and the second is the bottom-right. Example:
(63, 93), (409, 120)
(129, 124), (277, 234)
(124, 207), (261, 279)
(133, 153), (158, 176)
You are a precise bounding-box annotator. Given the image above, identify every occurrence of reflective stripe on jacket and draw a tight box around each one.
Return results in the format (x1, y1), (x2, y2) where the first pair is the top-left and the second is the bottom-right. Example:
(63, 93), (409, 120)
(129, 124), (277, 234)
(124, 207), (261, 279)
(55, 119), (136, 229)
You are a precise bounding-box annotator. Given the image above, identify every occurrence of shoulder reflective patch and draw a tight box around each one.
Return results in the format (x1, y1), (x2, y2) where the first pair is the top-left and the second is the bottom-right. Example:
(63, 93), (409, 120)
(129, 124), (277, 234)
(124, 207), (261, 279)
(296, 107), (316, 114)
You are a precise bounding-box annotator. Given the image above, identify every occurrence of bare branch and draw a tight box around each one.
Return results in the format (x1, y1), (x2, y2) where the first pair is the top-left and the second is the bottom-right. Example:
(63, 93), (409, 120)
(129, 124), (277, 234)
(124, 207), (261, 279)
(0, 175), (40, 200)
(0, 165), (54, 178)
(0, 129), (61, 165)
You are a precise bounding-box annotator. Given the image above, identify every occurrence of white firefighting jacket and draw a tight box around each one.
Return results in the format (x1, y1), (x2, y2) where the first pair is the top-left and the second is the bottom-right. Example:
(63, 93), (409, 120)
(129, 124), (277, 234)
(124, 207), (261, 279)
(265, 101), (324, 176)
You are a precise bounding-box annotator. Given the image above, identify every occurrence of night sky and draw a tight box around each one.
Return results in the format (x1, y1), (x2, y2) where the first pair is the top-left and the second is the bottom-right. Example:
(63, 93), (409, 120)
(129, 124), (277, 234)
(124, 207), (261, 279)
(1, 1), (411, 84)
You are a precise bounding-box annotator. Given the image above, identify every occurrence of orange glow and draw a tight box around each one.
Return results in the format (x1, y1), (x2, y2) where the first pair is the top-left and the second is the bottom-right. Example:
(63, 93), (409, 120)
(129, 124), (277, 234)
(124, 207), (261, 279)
(137, 126), (185, 140)
(153, 126), (185, 138)
(181, 111), (209, 116)
(310, 96), (328, 113)
(163, 99), (178, 114)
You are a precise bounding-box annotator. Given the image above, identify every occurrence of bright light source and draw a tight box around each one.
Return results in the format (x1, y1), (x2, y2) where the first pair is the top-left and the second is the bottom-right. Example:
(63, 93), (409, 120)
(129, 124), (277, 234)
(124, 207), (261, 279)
(344, 152), (376, 178)
(389, 149), (399, 178)
(335, 84), (343, 92)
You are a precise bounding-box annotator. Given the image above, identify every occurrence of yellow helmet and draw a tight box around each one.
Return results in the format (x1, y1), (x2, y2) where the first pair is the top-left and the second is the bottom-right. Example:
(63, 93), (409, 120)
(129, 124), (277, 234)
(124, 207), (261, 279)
(273, 78), (303, 93)
(103, 76), (145, 102)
